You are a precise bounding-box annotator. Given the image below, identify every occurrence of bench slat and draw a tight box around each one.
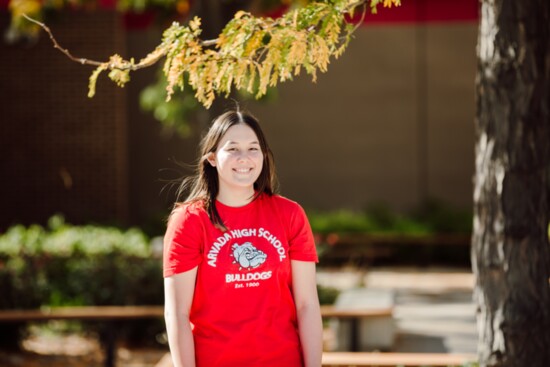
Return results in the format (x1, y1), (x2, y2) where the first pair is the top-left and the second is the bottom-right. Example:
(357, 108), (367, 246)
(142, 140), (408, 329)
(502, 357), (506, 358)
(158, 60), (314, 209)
(0, 305), (391, 322)
(322, 352), (476, 367)
(155, 352), (477, 367)
(320, 305), (393, 318)
(0, 306), (165, 322)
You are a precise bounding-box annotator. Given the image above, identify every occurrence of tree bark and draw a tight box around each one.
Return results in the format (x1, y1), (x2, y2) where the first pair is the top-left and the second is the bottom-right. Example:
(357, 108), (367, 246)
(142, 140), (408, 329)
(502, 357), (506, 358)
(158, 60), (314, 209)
(472, 1), (550, 366)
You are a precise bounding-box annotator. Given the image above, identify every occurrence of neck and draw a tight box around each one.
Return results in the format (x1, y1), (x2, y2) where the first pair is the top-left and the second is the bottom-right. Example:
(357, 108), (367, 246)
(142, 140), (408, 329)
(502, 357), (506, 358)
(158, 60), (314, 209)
(217, 186), (256, 207)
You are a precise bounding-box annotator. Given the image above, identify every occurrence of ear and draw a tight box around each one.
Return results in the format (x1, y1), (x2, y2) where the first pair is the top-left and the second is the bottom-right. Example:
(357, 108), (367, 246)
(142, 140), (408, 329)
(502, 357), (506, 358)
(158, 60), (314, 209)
(206, 153), (216, 167)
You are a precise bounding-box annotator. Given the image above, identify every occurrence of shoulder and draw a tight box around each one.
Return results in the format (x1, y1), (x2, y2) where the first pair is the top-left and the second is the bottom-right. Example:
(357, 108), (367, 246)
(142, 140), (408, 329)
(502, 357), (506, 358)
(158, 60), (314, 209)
(168, 200), (207, 226)
(264, 194), (304, 215)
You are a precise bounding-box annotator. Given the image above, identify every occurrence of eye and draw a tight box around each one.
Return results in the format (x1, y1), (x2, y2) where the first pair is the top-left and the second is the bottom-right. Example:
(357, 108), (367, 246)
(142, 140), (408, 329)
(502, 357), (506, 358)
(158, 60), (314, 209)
(250, 147), (260, 151)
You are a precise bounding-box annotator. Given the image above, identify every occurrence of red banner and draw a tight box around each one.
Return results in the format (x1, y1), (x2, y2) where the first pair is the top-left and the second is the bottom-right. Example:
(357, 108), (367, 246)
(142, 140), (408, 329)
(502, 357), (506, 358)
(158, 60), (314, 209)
(349, 0), (479, 25)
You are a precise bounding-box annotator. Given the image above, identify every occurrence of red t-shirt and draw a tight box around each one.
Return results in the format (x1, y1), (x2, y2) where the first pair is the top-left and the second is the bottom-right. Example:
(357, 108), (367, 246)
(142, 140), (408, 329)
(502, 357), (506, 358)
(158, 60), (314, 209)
(163, 193), (318, 367)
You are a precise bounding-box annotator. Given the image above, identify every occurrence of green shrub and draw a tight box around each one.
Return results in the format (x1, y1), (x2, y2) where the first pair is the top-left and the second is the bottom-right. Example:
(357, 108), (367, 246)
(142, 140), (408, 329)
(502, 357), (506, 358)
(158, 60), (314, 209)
(0, 215), (160, 309)
(317, 285), (339, 305)
(0, 215), (164, 349)
(307, 201), (473, 266)
(307, 199), (472, 235)
(411, 199), (472, 233)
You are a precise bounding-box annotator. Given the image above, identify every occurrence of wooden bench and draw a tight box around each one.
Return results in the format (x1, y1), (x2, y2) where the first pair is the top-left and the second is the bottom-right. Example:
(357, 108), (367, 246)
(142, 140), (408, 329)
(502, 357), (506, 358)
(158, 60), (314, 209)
(155, 351), (477, 367)
(0, 305), (392, 366)
(0, 306), (166, 367)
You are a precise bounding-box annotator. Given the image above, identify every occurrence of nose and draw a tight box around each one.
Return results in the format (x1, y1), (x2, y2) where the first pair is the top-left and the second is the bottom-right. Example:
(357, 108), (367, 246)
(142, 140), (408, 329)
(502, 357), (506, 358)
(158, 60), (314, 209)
(237, 151), (250, 162)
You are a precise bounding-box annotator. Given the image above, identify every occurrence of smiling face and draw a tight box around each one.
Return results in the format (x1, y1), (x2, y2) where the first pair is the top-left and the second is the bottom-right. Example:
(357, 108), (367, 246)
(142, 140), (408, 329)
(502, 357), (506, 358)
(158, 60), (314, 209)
(208, 123), (264, 200)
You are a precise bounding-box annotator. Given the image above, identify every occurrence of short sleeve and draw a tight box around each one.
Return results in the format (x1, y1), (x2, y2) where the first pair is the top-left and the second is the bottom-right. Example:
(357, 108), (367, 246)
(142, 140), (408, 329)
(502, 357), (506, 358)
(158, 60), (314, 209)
(288, 203), (318, 262)
(163, 205), (204, 278)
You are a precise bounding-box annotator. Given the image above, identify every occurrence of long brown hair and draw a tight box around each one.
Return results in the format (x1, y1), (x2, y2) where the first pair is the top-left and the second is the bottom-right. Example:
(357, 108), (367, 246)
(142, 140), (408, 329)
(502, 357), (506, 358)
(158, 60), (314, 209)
(175, 110), (277, 230)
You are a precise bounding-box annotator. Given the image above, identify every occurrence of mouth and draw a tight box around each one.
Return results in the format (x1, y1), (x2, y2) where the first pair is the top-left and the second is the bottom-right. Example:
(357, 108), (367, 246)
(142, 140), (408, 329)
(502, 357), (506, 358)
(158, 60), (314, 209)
(233, 168), (253, 174)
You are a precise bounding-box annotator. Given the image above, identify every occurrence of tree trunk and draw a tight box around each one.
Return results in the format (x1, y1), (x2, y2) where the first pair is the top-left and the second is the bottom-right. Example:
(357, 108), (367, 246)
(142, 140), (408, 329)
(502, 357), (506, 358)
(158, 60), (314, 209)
(472, 1), (550, 366)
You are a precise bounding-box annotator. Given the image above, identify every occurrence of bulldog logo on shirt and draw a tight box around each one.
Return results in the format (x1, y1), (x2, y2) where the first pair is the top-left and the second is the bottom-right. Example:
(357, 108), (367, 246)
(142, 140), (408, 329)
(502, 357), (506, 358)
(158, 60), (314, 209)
(231, 242), (267, 270)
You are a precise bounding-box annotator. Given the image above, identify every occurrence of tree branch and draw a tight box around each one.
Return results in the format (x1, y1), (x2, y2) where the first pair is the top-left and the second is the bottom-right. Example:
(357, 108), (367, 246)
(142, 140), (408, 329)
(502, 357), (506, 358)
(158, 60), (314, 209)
(22, 14), (104, 67)
(23, 0), (371, 71)
(20, 0), (400, 108)
(21, 13), (219, 71)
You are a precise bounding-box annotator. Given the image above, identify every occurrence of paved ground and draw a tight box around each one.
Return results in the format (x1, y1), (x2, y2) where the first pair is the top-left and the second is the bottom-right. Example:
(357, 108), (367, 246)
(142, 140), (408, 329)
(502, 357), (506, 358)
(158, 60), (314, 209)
(317, 266), (478, 354)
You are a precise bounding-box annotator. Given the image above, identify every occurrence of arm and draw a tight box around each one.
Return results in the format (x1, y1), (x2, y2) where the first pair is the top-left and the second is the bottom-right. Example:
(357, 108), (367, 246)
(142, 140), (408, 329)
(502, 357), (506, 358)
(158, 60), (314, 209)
(291, 260), (323, 367)
(164, 267), (198, 367)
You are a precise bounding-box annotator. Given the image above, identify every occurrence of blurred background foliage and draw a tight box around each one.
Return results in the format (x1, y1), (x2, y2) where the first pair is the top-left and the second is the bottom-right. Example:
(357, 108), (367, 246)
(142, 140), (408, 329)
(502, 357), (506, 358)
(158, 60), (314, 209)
(0, 215), (161, 348)
(7, 0), (300, 40)
(307, 198), (472, 235)
(139, 65), (279, 136)
(307, 199), (473, 267)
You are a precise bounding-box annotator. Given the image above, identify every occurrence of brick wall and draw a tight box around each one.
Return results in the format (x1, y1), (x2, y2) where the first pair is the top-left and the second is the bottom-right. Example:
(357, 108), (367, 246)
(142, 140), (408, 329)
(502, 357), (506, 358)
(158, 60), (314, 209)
(0, 11), (128, 230)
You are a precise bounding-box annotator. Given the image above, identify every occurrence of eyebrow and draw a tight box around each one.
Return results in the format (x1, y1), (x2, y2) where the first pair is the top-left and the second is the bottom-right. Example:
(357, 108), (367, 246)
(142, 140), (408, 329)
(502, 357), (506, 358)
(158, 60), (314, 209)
(226, 140), (260, 145)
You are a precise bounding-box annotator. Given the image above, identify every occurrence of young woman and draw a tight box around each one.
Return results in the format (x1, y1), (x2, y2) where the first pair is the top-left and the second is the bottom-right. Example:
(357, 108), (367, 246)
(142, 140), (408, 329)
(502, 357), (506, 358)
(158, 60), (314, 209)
(163, 110), (323, 367)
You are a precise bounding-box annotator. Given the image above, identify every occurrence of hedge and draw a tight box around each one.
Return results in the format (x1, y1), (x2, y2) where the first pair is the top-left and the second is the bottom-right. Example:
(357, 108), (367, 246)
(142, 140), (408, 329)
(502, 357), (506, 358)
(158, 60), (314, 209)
(0, 215), (162, 349)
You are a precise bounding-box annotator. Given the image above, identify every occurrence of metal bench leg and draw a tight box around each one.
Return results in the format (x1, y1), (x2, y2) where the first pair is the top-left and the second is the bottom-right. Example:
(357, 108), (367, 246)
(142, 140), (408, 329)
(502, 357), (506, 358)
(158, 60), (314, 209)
(100, 323), (117, 367)
(350, 318), (359, 352)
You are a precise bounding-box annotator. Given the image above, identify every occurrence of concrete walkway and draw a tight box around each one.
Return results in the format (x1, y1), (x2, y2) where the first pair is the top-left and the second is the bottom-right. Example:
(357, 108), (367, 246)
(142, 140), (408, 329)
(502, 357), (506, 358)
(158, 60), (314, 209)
(317, 267), (478, 354)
